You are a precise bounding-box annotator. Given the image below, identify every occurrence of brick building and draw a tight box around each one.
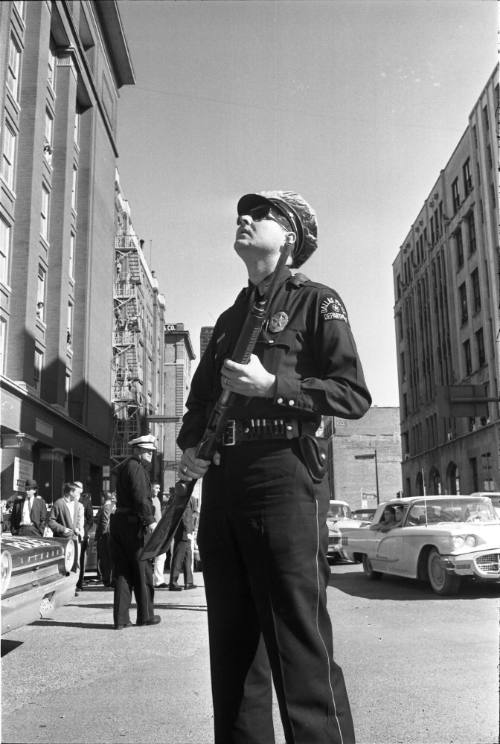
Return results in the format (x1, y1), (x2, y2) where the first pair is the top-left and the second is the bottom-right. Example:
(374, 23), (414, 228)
(163, 323), (195, 492)
(393, 65), (499, 496)
(324, 408), (402, 509)
(0, 1), (134, 503)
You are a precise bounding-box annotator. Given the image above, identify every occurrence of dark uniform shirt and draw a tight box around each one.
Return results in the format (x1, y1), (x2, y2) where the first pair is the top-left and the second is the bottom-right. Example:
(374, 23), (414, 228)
(115, 456), (155, 527)
(178, 267), (371, 450)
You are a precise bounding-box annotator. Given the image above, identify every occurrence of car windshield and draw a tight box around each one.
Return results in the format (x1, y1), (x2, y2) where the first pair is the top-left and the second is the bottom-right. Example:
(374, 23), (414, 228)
(328, 504), (351, 519)
(406, 497), (496, 526)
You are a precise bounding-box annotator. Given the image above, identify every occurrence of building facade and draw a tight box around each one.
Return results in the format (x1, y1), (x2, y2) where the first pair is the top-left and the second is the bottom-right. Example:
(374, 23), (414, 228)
(393, 65), (499, 496)
(111, 171), (166, 485)
(0, 0), (134, 503)
(324, 408), (402, 509)
(163, 323), (195, 492)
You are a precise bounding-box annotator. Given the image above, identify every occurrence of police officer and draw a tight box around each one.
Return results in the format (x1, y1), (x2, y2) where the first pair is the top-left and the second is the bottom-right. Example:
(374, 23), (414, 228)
(178, 191), (372, 744)
(110, 434), (160, 629)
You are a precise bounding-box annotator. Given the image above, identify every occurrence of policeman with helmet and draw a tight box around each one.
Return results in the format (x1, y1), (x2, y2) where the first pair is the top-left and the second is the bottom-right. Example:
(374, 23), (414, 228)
(178, 191), (371, 743)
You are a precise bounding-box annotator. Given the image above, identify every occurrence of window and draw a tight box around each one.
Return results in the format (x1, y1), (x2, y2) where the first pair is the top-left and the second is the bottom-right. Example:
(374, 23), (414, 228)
(1, 123), (16, 189)
(13, 1), (25, 19)
(7, 35), (21, 101)
(44, 109), (53, 159)
(0, 216), (11, 285)
(67, 302), (73, 346)
(475, 328), (485, 367)
(472, 124), (478, 148)
(471, 268), (481, 313)
(455, 228), (464, 268)
(34, 347), (43, 392)
(40, 185), (49, 240)
(463, 339), (472, 376)
(487, 144), (493, 170)
(483, 105), (489, 131)
(64, 370), (71, 406)
(459, 282), (468, 325)
(462, 158), (472, 196)
(71, 166), (77, 210)
(0, 316), (6, 374)
(69, 232), (75, 280)
(36, 266), (46, 321)
(74, 110), (80, 145)
(452, 178), (460, 214)
(48, 45), (56, 89)
(467, 211), (476, 255)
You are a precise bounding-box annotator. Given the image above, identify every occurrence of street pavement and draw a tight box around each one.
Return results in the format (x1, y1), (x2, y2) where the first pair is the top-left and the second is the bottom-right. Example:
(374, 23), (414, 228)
(2, 564), (499, 744)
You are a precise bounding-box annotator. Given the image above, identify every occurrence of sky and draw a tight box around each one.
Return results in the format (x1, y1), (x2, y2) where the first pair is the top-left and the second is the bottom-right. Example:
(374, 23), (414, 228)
(115, 0), (498, 406)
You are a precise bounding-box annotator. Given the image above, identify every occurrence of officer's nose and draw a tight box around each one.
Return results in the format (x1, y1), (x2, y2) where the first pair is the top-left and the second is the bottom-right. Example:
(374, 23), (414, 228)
(236, 214), (252, 227)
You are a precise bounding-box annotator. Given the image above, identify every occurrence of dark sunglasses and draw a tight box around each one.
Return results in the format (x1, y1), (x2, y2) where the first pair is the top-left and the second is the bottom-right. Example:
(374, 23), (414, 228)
(237, 204), (291, 230)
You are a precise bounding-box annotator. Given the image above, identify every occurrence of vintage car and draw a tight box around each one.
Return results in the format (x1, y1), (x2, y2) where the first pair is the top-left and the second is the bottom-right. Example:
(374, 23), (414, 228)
(352, 508), (376, 523)
(341, 495), (500, 595)
(1, 535), (78, 634)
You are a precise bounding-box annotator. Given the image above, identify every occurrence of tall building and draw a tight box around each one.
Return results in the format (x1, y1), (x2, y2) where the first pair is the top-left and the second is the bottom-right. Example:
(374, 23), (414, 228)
(111, 172), (166, 485)
(324, 408), (402, 508)
(163, 323), (195, 491)
(0, 1), (134, 503)
(200, 326), (214, 358)
(393, 65), (499, 496)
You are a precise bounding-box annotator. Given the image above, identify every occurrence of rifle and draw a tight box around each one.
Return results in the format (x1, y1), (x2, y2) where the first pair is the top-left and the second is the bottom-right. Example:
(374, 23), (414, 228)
(140, 243), (291, 560)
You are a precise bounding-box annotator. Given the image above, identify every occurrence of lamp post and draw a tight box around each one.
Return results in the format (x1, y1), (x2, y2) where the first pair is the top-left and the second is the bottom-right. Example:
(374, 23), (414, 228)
(354, 450), (380, 505)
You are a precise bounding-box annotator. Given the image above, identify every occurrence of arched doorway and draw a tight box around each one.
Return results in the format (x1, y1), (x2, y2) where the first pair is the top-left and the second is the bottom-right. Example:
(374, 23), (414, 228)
(415, 471), (424, 496)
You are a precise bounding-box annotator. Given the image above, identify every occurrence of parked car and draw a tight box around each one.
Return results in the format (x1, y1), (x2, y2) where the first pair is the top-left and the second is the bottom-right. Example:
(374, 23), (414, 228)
(1, 535), (78, 634)
(341, 495), (500, 595)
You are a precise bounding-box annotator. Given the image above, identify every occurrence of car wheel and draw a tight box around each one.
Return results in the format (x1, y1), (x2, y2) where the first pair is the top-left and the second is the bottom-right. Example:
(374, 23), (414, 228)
(362, 555), (382, 580)
(427, 548), (461, 595)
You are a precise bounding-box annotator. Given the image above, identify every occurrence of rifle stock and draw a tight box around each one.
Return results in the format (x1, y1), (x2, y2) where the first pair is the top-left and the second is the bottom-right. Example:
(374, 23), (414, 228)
(139, 245), (290, 561)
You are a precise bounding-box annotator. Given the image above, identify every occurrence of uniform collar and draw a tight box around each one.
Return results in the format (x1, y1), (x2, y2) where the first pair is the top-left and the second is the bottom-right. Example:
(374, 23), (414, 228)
(248, 266), (291, 300)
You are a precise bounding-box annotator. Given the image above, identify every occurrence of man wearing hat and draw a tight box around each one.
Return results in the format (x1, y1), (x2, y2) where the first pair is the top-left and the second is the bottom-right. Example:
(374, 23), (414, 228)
(10, 479), (47, 537)
(109, 434), (160, 629)
(177, 191), (371, 744)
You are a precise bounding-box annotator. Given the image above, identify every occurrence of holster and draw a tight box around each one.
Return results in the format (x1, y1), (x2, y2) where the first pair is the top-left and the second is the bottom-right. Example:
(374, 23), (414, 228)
(297, 434), (327, 483)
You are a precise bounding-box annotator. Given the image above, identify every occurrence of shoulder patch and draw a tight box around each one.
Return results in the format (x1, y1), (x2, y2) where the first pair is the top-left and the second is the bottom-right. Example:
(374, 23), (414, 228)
(320, 295), (349, 323)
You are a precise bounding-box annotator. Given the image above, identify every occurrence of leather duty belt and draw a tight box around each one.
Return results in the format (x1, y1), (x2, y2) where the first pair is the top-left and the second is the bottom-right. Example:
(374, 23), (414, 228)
(222, 418), (316, 446)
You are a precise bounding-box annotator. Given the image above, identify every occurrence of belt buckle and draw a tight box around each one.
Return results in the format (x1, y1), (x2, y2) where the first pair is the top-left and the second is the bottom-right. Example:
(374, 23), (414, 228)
(223, 419), (236, 446)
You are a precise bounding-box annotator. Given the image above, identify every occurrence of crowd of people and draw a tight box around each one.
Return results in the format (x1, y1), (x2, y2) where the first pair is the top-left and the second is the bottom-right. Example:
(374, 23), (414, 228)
(3, 468), (198, 606)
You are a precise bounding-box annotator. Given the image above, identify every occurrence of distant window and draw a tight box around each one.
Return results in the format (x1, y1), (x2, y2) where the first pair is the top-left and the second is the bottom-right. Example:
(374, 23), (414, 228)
(7, 35), (21, 101)
(1, 123), (16, 189)
(74, 110), (80, 145)
(67, 302), (73, 346)
(459, 282), (468, 325)
(487, 144), (493, 170)
(71, 166), (77, 210)
(483, 105), (489, 131)
(452, 178), (460, 214)
(47, 44), (56, 89)
(471, 268), (481, 313)
(0, 316), (6, 374)
(34, 347), (43, 392)
(36, 266), (46, 322)
(467, 211), (476, 254)
(462, 158), (472, 196)
(69, 232), (75, 280)
(40, 185), (49, 240)
(0, 215), (11, 285)
(475, 328), (485, 367)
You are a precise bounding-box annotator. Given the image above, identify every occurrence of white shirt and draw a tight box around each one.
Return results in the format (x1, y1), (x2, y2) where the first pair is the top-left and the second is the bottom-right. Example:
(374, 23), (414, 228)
(21, 496), (33, 525)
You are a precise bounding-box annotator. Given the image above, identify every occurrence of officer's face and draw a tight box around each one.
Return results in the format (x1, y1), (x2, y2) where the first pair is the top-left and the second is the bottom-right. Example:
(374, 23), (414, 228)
(234, 211), (291, 260)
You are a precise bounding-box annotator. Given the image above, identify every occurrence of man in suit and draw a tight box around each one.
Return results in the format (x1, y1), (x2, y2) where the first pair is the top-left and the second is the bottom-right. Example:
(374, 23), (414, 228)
(73, 481), (94, 592)
(10, 479), (47, 537)
(48, 482), (84, 589)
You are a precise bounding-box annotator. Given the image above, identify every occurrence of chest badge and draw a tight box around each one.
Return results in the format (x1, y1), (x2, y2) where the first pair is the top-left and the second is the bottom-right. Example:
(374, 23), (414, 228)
(268, 311), (288, 333)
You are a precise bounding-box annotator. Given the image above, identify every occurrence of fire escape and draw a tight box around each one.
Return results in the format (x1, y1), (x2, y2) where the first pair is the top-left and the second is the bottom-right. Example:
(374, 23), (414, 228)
(111, 235), (145, 463)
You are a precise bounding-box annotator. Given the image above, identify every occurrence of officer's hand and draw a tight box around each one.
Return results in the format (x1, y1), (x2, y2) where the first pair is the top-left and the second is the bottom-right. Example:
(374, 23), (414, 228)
(146, 522), (157, 535)
(179, 447), (217, 481)
(222, 355), (276, 398)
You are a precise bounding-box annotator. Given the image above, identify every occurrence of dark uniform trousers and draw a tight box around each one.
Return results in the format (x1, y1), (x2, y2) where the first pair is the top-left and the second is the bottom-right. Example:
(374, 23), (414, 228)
(110, 513), (154, 626)
(197, 439), (356, 744)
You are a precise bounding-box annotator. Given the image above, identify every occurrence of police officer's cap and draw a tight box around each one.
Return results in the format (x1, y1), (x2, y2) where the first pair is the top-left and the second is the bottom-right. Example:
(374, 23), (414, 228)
(237, 191), (318, 268)
(129, 434), (157, 451)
